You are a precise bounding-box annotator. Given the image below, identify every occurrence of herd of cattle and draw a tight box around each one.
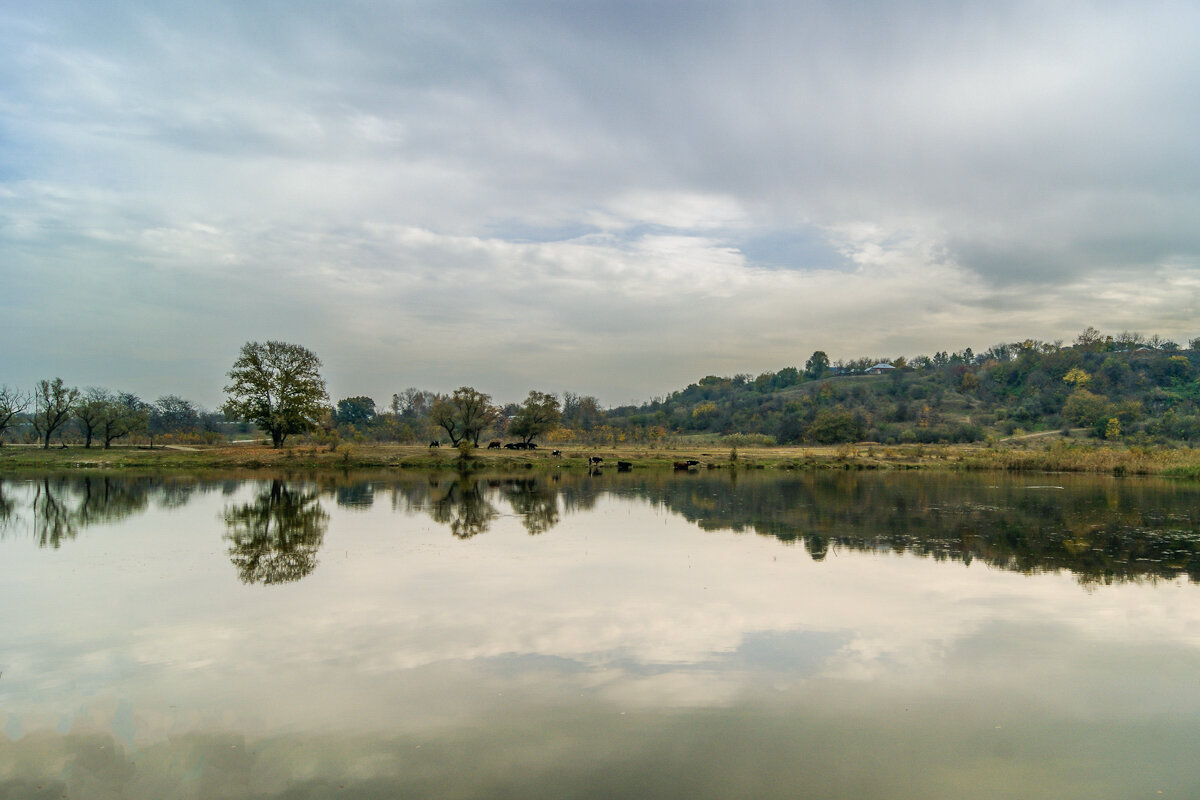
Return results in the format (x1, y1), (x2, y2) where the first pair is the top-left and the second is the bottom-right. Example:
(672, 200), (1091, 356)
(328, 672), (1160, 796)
(424, 441), (704, 473)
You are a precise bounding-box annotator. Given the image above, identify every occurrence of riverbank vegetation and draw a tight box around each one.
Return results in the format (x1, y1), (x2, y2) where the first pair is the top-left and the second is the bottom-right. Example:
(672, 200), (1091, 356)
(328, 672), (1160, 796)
(3, 327), (1199, 462)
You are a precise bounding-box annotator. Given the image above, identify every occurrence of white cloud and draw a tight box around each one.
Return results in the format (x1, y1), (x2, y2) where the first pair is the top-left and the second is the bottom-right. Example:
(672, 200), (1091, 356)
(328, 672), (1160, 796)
(2, 1), (1199, 403)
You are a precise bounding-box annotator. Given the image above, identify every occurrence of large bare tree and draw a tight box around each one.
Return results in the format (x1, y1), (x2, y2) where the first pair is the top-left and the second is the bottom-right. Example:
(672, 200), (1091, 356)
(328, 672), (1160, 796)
(223, 341), (328, 448)
(32, 378), (79, 448)
(0, 385), (31, 445)
(74, 388), (110, 448)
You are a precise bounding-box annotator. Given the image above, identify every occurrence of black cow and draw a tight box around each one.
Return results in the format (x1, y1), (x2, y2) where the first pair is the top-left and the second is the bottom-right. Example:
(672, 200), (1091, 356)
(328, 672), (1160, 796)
(487, 441), (501, 449)
(552, 450), (562, 457)
(588, 456), (604, 467)
(428, 441), (440, 448)
(617, 461), (632, 472)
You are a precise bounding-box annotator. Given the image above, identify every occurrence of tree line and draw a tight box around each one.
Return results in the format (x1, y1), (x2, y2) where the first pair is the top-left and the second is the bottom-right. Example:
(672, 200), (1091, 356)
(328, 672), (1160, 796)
(3, 328), (1199, 449)
(0, 341), (599, 449)
(0, 380), (234, 449)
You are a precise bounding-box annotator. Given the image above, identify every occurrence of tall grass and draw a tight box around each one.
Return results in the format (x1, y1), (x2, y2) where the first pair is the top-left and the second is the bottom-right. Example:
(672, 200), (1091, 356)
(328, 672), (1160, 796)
(959, 441), (1200, 475)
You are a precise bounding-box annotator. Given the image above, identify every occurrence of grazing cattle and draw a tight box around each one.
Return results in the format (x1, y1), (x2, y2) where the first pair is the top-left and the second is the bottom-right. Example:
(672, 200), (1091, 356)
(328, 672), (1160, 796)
(617, 461), (632, 472)
(686, 459), (700, 467)
(551, 450), (562, 457)
(487, 440), (501, 449)
(428, 441), (440, 448)
(674, 460), (701, 470)
(528, 442), (538, 450)
(588, 456), (604, 467)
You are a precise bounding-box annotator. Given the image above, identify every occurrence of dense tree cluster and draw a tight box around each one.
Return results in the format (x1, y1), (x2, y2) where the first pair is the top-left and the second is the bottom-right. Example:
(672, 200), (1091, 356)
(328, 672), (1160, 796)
(605, 331), (1200, 446)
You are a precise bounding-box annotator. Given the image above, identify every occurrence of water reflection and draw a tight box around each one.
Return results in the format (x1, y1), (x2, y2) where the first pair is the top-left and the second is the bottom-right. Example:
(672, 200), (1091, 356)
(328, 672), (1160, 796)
(28, 476), (155, 548)
(499, 477), (560, 535)
(223, 480), (329, 584)
(427, 476), (499, 539)
(3, 471), (1200, 586)
(3, 471), (1200, 799)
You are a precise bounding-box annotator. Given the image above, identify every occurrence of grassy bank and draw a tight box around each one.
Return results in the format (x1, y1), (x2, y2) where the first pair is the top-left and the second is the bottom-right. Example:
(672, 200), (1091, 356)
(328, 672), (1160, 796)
(2, 439), (1199, 477)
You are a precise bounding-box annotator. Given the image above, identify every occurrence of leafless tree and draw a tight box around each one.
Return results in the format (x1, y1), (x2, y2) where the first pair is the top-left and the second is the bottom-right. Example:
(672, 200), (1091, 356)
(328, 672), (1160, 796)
(0, 385), (32, 445)
(32, 378), (79, 448)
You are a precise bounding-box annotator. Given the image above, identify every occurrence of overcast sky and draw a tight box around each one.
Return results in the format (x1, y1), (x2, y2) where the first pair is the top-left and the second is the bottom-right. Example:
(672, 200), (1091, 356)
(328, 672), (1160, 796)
(3, 1), (1198, 408)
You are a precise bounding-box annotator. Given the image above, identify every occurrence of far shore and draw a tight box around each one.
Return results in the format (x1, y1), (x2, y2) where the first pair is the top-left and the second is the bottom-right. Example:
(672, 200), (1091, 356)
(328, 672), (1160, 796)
(2, 439), (1199, 478)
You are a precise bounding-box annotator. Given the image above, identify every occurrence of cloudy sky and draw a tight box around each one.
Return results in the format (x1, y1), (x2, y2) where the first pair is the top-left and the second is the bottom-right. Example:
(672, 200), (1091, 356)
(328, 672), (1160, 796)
(2, 1), (1198, 408)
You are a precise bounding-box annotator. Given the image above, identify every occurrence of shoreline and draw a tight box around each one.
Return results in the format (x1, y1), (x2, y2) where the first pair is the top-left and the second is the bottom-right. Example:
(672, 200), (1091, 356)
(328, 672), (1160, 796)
(2, 441), (1198, 478)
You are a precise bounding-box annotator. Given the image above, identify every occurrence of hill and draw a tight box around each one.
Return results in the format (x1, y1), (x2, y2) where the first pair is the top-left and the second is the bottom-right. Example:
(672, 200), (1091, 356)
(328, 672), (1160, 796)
(602, 339), (1200, 446)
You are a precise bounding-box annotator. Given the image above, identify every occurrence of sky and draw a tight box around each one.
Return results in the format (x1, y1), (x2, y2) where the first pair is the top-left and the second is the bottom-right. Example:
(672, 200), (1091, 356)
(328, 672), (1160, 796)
(2, 0), (1199, 409)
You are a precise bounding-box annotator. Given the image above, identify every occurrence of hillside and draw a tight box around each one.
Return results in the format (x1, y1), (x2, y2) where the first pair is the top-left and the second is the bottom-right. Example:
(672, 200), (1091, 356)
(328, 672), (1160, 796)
(603, 340), (1200, 446)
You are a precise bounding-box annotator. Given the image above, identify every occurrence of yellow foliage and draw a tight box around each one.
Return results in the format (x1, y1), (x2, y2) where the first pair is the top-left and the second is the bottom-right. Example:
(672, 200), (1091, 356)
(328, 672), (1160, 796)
(1063, 368), (1091, 386)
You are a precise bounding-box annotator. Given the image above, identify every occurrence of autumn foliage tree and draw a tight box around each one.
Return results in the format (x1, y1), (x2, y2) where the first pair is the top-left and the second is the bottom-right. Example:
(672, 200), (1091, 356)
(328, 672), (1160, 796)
(224, 341), (329, 448)
(430, 387), (500, 446)
(509, 390), (561, 445)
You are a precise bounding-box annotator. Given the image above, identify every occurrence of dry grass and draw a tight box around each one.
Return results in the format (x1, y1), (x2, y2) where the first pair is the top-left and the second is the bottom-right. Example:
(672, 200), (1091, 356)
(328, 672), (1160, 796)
(2, 439), (1199, 477)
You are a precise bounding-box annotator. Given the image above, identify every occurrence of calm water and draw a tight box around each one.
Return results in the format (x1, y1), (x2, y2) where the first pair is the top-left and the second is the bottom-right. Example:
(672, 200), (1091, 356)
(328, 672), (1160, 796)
(2, 470), (1199, 799)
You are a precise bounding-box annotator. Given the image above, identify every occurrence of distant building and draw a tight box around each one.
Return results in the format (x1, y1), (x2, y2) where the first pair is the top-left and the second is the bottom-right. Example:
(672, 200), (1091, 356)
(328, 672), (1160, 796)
(866, 363), (895, 375)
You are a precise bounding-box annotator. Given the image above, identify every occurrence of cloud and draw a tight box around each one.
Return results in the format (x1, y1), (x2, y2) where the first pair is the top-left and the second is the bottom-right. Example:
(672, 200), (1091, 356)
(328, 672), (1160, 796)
(2, 1), (1198, 403)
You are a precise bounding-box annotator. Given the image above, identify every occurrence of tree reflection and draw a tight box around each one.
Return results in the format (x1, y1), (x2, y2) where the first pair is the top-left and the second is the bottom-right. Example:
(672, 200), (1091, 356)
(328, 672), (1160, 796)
(15, 476), (206, 548)
(223, 481), (328, 584)
(335, 483), (375, 510)
(32, 478), (77, 549)
(7, 471), (1200, 587)
(500, 478), (560, 535)
(0, 483), (14, 537)
(428, 477), (498, 539)
(76, 476), (151, 526)
(630, 472), (1200, 586)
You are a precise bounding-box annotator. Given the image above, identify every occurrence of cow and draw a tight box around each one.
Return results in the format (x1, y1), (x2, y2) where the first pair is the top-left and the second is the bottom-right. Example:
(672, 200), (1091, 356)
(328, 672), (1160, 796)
(617, 461), (632, 472)
(588, 456), (604, 467)
(428, 441), (440, 449)
(674, 460), (701, 470)
(504, 442), (520, 450)
(552, 450), (562, 457)
(487, 440), (501, 449)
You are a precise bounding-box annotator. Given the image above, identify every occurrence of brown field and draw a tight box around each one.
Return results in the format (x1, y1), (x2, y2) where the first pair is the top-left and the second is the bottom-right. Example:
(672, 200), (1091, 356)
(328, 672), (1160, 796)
(2, 439), (1200, 477)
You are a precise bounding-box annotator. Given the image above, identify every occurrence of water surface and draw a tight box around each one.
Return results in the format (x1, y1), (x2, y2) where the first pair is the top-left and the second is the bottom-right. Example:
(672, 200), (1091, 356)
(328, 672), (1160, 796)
(2, 471), (1199, 798)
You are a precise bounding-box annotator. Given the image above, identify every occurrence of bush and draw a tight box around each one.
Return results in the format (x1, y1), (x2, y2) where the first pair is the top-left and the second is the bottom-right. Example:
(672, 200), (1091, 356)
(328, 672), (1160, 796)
(720, 432), (777, 447)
